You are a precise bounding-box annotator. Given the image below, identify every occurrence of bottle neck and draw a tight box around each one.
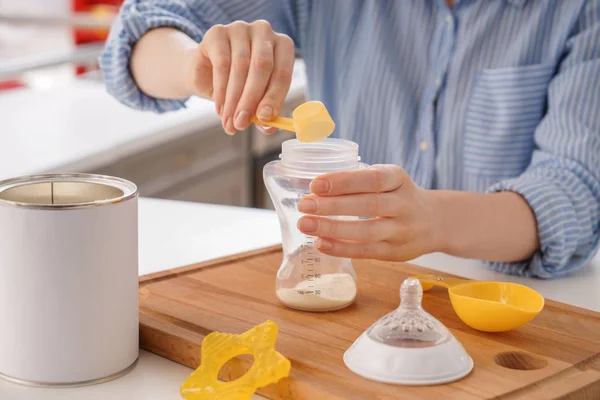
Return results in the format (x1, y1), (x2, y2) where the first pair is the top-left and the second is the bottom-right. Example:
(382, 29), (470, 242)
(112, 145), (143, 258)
(279, 138), (361, 178)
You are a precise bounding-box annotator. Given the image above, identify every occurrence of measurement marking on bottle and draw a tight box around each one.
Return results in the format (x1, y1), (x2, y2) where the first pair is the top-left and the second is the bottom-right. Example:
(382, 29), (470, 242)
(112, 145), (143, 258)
(300, 231), (322, 295)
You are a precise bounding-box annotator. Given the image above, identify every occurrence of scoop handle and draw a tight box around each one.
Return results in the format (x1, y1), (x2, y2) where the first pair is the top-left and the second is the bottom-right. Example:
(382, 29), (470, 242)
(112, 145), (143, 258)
(412, 275), (470, 291)
(251, 115), (295, 132)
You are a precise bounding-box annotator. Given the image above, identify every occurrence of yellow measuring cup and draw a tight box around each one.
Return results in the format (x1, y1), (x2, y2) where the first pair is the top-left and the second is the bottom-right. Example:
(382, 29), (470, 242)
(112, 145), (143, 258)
(413, 275), (545, 332)
(252, 101), (335, 142)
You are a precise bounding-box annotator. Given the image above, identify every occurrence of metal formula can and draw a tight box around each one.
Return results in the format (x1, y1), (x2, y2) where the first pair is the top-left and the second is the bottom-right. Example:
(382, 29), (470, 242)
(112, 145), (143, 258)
(0, 173), (139, 387)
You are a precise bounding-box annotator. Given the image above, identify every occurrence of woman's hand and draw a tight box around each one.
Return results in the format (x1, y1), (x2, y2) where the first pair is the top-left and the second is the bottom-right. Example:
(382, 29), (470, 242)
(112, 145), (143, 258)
(190, 20), (296, 135)
(296, 165), (446, 261)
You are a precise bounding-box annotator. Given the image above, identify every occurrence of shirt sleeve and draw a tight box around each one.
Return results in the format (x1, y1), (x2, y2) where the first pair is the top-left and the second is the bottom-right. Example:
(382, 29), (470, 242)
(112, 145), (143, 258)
(485, 0), (600, 279)
(99, 0), (311, 112)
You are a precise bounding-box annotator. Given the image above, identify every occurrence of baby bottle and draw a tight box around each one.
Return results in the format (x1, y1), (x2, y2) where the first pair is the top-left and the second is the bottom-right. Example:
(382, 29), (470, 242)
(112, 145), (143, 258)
(264, 138), (366, 312)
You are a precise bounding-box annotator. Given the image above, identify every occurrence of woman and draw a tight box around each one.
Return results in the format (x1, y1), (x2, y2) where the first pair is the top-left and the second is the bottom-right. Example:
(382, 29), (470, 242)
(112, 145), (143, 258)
(100, 0), (600, 279)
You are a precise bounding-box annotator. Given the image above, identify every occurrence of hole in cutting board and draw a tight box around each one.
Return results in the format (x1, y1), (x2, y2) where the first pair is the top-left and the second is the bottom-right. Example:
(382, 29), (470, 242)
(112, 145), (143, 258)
(219, 354), (255, 381)
(494, 351), (547, 370)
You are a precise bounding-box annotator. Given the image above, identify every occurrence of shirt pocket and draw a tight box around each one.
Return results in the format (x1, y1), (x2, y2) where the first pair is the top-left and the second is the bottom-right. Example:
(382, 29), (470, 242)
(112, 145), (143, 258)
(463, 63), (555, 179)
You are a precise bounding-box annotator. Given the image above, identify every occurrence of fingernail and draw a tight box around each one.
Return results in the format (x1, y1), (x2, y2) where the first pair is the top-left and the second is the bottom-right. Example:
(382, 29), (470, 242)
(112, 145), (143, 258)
(298, 198), (317, 213)
(317, 238), (332, 250)
(224, 117), (235, 135)
(216, 103), (223, 116)
(311, 179), (330, 194)
(298, 217), (318, 233)
(257, 106), (273, 120)
(259, 125), (275, 134)
(234, 110), (249, 130)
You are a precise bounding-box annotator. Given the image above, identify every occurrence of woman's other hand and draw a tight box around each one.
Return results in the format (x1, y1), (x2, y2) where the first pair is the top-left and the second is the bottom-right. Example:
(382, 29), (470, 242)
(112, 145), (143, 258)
(296, 165), (446, 261)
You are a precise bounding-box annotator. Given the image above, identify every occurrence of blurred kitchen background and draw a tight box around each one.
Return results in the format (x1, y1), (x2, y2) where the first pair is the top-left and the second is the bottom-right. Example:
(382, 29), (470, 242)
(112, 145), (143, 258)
(0, 0), (306, 210)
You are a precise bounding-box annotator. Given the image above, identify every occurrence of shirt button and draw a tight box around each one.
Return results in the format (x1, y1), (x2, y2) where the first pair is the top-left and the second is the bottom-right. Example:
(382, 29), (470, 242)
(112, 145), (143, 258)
(434, 75), (442, 85)
(420, 141), (429, 151)
(446, 15), (453, 24)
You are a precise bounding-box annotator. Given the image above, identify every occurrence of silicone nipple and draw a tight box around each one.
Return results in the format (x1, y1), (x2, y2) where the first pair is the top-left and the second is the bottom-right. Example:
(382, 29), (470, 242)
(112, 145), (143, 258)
(180, 320), (291, 400)
(367, 278), (451, 347)
(343, 278), (474, 385)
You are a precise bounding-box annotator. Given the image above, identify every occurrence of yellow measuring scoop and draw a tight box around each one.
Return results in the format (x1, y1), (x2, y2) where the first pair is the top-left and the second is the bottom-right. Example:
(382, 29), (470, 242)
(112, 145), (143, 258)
(413, 275), (545, 332)
(252, 101), (335, 142)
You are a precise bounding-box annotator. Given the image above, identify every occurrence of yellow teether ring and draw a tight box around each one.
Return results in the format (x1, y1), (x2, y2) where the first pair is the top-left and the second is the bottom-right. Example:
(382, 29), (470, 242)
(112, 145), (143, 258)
(180, 320), (291, 400)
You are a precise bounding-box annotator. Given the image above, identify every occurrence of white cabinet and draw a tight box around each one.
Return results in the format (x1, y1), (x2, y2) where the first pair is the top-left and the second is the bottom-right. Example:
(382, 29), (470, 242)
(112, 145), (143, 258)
(157, 160), (249, 206)
(92, 125), (251, 207)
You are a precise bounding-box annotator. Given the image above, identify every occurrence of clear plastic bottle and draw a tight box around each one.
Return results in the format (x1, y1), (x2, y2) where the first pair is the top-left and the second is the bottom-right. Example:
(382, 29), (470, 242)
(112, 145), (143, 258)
(264, 138), (366, 312)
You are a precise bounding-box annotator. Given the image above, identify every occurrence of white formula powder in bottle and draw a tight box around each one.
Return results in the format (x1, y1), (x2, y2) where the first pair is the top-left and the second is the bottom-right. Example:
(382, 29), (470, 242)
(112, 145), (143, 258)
(276, 273), (357, 312)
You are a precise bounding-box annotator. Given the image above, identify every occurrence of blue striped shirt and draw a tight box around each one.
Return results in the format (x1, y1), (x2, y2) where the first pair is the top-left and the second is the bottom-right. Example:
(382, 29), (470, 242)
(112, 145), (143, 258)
(100, 0), (600, 279)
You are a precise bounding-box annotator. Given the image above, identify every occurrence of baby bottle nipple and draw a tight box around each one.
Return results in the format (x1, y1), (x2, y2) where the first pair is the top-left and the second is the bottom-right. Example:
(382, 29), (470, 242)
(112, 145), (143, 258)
(263, 138), (365, 312)
(344, 278), (474, 385)
(367, 278), (450, 347)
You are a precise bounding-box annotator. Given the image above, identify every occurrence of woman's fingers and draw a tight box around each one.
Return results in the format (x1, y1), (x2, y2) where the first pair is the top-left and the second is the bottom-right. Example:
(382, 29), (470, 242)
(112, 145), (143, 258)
(298, 193), (403, 217)
(297, 216), (401, 242)
(310, 165), (407, 196)
(221, 21), (251, 134)
(200, 25), (231, 116)
(234, 20), (276, 130)
(256, 33), (295, 121)
(316, 238), (396, 260)
(316, 238), (424, 261)
(200, 20), (295, 135)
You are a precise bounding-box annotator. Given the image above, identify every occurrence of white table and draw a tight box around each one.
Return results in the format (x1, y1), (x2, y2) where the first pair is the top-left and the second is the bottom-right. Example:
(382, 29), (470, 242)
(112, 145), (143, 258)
(1, 197), (597, 399)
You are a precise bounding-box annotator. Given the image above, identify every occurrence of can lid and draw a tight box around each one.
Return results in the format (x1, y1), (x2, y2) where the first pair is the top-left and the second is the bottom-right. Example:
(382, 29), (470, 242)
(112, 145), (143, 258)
(0, 173), (138, 210)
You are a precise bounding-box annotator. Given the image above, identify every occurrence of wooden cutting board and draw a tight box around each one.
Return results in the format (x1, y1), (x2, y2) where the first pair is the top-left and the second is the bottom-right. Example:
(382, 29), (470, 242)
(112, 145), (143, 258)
(139, 245), (600, 399)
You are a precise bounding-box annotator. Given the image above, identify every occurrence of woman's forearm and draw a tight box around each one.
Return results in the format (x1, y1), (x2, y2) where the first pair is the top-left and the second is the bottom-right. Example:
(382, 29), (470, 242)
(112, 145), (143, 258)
(430, 190), (540, 262)
(130, 27), (198, 99)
